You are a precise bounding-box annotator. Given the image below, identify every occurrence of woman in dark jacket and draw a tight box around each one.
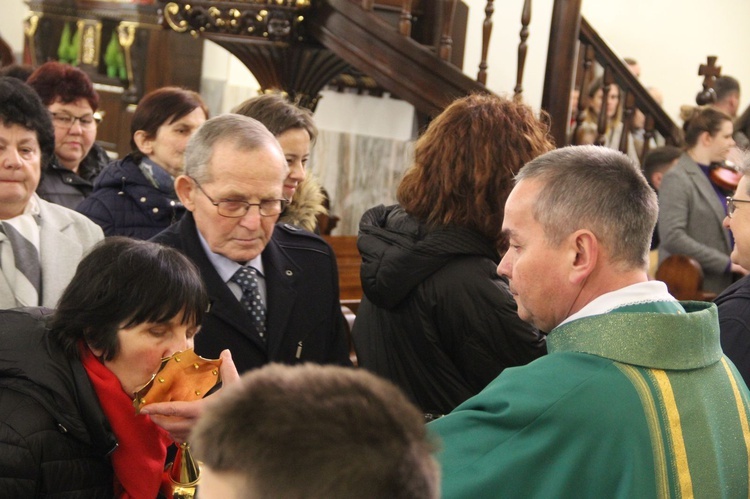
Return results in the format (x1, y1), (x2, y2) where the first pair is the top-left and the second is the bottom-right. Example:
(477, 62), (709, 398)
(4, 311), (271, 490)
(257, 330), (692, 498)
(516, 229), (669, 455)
(352, 94), (553, 416)
(27, 61), (110, 210)
(0, 237), (236, 497)
(77, 87), (207, 239)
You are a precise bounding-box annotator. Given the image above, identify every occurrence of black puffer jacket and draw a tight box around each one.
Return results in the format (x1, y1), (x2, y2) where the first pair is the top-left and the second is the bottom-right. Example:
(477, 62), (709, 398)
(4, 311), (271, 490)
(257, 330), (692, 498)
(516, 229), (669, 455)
(352, 205), (546, 415)
(36, 143), (110, 211)
(0, 309), (116, 498)
(76, 154), (185, 240)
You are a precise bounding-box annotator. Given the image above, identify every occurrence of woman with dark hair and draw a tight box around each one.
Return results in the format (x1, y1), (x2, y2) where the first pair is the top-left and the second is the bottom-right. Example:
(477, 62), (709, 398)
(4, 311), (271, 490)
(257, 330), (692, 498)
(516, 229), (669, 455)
(26, 61), (110, 209)
(233, 93), (325, 232)
(0, 237), (237, 497)
(77, 87), (208, 238)
(659, 106), (745, 294)
(352, 94), (551, 416)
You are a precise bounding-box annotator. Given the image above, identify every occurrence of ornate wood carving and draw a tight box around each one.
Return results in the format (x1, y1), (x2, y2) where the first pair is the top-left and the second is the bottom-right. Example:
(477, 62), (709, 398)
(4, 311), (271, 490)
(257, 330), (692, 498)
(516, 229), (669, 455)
(162, 1), (311, 43)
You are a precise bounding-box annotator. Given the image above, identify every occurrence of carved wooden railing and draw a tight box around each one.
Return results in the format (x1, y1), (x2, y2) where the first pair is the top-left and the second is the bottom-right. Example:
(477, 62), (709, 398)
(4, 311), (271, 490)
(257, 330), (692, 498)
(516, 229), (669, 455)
(568, 18), (683, 159)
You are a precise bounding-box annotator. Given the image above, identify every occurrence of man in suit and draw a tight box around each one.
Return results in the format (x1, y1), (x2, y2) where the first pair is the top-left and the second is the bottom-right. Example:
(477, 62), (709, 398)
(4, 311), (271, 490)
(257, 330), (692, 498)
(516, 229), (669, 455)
(0, 77), (103, 309)
(151, 113), (349, 374)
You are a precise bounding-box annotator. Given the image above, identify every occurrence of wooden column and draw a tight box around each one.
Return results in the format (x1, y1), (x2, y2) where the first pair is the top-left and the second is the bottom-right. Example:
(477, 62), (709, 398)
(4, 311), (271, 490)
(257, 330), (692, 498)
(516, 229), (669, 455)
(541, 0), (582, 147)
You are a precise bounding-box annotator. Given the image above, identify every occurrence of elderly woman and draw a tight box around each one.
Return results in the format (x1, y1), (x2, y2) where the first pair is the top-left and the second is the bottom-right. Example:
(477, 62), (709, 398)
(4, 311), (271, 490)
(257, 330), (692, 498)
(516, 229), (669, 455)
(77, 87), (208, 239)
(27, 61), (110, 209)
(352, 94), (550, 416)
(0, 76), (102, 309)
(0, 237), (237, 497)
(233, 93), (325, 232)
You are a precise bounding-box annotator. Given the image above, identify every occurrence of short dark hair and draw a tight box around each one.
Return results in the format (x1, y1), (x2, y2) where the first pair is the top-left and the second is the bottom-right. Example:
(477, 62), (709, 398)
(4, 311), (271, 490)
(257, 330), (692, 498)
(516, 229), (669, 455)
(27, 61), (99, 111)
(0, 63), (35, 82)
(191, 363), (440, 499)
(397, 93), (553, 247)
(715, 75), (740, 102)
(130, 86), (208, 161)
(643, 145), (682, 181)
(49, 237), (208, 361)
(0, 76), (55, 166)
(232, 93), (317, 142)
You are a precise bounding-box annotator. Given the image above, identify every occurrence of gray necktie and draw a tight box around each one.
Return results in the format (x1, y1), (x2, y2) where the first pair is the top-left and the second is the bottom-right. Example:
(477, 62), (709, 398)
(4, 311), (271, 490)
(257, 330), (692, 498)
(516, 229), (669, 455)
(0, 221), (41, 306)
(230, 266), (267, 342)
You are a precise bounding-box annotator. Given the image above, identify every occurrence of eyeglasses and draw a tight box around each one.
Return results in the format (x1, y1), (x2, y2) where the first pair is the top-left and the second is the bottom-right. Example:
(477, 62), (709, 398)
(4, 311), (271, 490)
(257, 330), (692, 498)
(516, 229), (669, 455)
(50, 112), (102, 130)
(191, 177), (289, 218)
(726, 196), (750, 218)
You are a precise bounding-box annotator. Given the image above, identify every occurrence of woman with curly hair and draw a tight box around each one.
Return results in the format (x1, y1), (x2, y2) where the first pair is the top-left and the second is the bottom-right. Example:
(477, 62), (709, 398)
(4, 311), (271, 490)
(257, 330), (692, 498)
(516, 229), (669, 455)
(352, 93), (552, 416)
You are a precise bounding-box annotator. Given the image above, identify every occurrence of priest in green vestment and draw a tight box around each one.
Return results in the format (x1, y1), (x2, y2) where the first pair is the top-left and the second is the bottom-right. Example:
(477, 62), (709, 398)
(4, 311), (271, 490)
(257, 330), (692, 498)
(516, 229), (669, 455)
(429, 145), (750, 499)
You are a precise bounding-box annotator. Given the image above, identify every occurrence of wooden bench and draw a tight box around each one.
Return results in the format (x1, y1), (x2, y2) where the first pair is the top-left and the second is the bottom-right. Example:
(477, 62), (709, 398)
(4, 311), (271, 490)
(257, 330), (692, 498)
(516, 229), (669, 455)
(323, 236), (363, 301)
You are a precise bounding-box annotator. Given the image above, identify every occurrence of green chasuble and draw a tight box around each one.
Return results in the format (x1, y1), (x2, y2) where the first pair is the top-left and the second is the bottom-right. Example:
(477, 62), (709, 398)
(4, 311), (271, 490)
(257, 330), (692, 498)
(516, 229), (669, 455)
(429, 301), (750, 498)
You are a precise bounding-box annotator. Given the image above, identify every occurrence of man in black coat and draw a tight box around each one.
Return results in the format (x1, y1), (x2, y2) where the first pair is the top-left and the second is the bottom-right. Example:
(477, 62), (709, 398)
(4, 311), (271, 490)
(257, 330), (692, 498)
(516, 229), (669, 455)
(151, 114), (350, 374)
(716, 158), (750, 387)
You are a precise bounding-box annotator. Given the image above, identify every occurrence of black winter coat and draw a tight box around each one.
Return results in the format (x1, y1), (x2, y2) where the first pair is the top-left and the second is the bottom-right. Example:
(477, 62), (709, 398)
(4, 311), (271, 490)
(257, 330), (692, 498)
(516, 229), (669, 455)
(352, 205), (546, 415)
(36, 143), (109, 211)
(0, 310), (116, 498)
(76, 155), (185, 240)
(716, 275), (750, 387)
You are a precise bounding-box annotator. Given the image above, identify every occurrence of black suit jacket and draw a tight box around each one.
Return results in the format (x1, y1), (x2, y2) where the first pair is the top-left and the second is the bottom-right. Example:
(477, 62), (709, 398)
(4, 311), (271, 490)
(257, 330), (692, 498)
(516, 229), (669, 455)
(151, 213), (350, 373)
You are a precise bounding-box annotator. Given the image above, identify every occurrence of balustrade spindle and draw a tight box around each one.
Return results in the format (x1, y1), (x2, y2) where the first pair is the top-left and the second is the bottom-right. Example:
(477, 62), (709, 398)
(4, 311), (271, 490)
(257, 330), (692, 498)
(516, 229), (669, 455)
(596, 68), (614, 146)
(513, 0), (532, 101)
(572, 44), (594, 143)
(642, 115), (656, 161)
(361, 0), (374, 11)
(439, 0), (458, 61)
(399, 0), (413, 37)
(619, 91), (636, 152)
(477, 0), (494, 85)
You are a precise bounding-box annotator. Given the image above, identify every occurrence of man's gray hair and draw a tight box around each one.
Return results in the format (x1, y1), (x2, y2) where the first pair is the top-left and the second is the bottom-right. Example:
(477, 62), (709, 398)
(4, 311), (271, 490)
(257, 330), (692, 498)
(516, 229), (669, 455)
(184, 113), (282, 183)
(515, 145), (658, 269)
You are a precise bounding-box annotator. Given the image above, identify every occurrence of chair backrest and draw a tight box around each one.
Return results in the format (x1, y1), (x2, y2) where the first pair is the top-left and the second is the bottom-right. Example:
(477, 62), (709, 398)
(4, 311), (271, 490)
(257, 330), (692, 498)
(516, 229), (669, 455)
(655, 254), (715, 301)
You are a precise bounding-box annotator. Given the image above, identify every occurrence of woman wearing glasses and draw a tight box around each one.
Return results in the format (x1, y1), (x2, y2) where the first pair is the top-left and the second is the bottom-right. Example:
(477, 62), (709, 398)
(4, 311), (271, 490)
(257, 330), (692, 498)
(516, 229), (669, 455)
(27, 61), (110, 210)
(658, 106), (746, 294)
(77, 87), (208, 239)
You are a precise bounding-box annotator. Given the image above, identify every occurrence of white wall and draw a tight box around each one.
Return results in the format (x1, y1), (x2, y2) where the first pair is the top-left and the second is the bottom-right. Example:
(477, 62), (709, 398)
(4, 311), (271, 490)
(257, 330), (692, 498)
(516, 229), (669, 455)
(0, 0), (28, 59)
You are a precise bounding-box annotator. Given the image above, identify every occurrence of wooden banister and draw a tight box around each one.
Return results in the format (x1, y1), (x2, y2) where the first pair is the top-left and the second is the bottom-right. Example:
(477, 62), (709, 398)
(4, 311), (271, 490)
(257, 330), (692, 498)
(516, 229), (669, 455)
(576, 17), (683, 150)
(542, 0), (582, 147)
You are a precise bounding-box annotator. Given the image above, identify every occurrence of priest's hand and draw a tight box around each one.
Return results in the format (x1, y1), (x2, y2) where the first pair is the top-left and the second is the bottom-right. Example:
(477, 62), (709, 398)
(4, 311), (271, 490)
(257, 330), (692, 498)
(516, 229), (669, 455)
(141, 349), (239, 442)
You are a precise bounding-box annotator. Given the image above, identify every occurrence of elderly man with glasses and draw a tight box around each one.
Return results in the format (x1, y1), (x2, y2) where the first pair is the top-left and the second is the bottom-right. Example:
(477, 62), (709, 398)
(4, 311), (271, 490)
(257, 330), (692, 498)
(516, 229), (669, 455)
(715, 154), (750, 387)
(150, 113), (350, 378)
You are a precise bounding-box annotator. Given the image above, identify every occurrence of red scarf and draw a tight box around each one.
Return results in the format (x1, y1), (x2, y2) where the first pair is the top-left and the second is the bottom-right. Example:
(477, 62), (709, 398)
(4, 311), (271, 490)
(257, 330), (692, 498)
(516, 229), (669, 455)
(80, 343), (172, 498)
